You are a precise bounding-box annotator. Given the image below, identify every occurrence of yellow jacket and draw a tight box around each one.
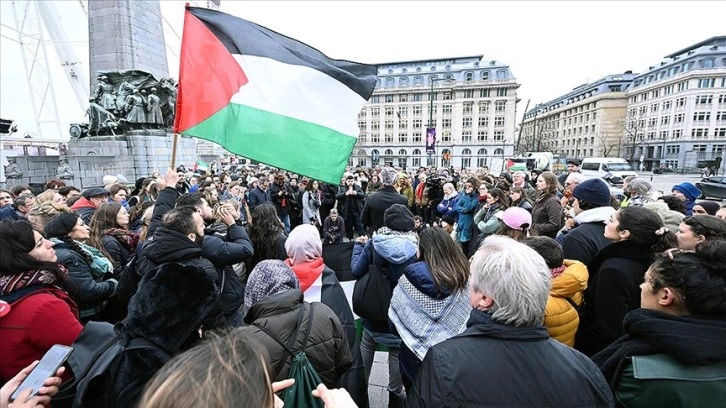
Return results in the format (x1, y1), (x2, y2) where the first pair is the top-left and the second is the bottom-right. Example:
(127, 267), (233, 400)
(544, 259), (588, 347)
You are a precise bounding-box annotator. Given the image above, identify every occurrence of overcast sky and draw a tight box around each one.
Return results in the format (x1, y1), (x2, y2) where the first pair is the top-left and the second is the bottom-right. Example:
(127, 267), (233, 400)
(1, 0), (724, 141)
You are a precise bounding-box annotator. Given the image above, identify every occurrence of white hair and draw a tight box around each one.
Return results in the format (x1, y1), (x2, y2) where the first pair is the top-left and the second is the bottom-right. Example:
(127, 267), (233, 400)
(470, 235), (551, 327)
(565, 172), (586, 184)
(628, 178), (653, 195)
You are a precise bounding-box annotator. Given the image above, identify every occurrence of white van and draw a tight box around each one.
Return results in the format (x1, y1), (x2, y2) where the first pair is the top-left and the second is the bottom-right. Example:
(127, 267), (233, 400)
(580, 158), (637, 179)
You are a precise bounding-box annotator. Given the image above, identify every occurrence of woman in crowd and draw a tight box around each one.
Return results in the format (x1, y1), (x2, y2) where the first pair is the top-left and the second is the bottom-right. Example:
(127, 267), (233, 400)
(593, 241), (726, 407)
(395, 173), (415, 209)
(405, 235), (613, 407)
(0, 219), (82, 383)
(203, 186), (220, 207)
(472, 187), (509, 247)
(509, 186), (533, 211)
(623, 178), (655, 207)
(88, 203), (138, 272)
(245, 203), (288, 275)
(128, 177), (156, 207)
(671, 182), (701, 216)
(10, 185), (32, 197)
(109, 183), (131, 210)
(497, 206), (536, 242)
(531, 171), (563, 238)
(302, 180), (322, 229)
(436, 182), (460, 221)
(34, 189), (65, 207)
(234, 260), (351, 387)
(0, 190), (13, 208)
(524, 236), (588, 347)
(453, 178), (480, 255)
(366, 173), (381, 195)
(44, 213), (118, 322)
(575, 206), (677, 356)
(389, 227), (471, 388)
(26, 199), (71, 233)
(675, 214), (726, 250)
(468, 183), (490, 248)
(692, 200), (721, 215)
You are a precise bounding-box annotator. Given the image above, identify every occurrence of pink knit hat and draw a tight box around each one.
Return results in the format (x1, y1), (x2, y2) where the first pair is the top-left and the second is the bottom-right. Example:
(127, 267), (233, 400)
(502, 207), (532, 231)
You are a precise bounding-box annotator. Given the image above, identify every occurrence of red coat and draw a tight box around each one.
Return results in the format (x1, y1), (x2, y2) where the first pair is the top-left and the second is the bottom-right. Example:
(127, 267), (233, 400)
(0, 288), (83, 382)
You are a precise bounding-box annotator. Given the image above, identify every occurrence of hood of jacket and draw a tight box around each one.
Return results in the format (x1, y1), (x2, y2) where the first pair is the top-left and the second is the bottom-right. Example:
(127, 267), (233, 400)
(463, 309), (550, 341)
(550, 259), (588, 299)
(121, 262), (223, 355)
(574, 206), (615, 225)
(142, 227), (202, 264)
(70, 196), (96, 211)
(371, 233), (418, 264)
(403, 261), (450, 299)
(244, 289), (303, 323)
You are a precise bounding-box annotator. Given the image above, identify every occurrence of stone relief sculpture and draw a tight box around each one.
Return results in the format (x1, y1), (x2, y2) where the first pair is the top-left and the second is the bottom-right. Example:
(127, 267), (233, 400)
(72, 69), (178, 137)
(4, 157), (23, 178)
(57, 157), (75, 179)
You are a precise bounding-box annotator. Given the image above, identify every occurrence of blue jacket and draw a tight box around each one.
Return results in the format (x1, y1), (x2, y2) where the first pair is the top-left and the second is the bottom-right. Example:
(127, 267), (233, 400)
(436, 192), (461, 220)
(454, 192), (479, 243)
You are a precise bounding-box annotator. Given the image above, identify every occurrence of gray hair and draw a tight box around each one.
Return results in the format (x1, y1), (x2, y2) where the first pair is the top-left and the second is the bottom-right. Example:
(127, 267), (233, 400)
(470, 235), (551, 327)
(379, 167), (398, 186)
(565, 172), (586, 185)
(628, 178), (652, 196)
(513, 171), (526, 178)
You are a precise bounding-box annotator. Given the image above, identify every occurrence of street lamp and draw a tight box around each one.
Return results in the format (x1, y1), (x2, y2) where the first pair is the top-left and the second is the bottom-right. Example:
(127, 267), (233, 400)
(428, 77), (454, 167)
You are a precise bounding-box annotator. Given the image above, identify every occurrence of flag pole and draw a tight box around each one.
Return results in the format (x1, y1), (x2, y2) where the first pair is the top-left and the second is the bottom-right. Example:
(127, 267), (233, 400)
(170, 133), (179, 170)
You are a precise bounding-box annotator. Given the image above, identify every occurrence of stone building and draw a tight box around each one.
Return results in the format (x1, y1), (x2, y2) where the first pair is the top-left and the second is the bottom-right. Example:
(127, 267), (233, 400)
(520, 73), (637, 159)
(352, 55), (520, 171)
(624, 36), (726, 171)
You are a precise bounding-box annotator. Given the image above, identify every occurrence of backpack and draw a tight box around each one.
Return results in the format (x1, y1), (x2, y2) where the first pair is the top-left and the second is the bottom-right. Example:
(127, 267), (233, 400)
(52, 321), (169, 408)
(352, 248), (392, 322)
(254, 304), (324, 408)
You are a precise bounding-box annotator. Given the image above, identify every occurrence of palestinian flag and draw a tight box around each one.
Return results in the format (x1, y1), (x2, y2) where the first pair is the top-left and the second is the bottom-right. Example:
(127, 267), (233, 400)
(174, 7), (378, 184)
(193, 159), (209, 173)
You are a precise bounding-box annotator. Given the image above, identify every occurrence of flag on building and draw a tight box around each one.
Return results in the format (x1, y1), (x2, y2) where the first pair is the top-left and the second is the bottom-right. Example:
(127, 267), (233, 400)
(174, 6), (378, 184)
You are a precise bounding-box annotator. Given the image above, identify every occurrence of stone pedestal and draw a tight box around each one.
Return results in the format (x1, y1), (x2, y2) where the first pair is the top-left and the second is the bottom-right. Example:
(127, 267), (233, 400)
(65, 133), (196, 188)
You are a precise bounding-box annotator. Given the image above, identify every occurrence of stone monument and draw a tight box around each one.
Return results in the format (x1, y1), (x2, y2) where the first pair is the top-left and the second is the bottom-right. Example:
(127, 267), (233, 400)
(61, 0), (195, 188)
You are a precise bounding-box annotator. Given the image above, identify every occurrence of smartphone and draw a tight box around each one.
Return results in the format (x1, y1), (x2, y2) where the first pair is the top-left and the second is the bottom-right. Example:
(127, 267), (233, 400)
(10, 345), (73, 402)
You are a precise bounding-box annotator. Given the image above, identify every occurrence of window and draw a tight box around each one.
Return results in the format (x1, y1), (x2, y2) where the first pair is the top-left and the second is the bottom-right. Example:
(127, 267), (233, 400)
(675, 97), (687, 107)
(696, 95), (713, 104)
(413, 105), (422, 115)
(664, 85), (674, 95)
(480, 89), (490, 98)
(464, 89), (475, 98)
(372, 121), (380, 130)
(699, 78), (715, 88)
(371, 107), (380, 116)
(400, 77), (409, 87)
(414, 93), (423, 102)
(385, 78), (394, 87)
(399, 120), (407, 130)
(441, 131), (451, 142)
(661, 116), (670, 125)
(371, 96), (380, 103)
(478, 116), (489, 127)
(691, 128), (709, 138)
(462, 131), (472, 142)
(592, 112), (597, 120)
(385, 106), (394, 116)
(496, 70), (507, 80)
(693, 112), (711, 121)
(479, 102), (490, 113)
(412, 131), (422, 142)
(476, 148), (488, 167)
(673, 129), (683, 139)
(461, 149), (472, 169)
(650, 104), (658, 113)
(463, 102), (473, 114)
(494, 116), (505, 127)
(659, 130), (669, 140)
(384, 133), (392, 143)
(442, 119), (452, 129)
(677, 81), (689, 92)
(494, 131), (504, 141)
(494, 148), (504, 155)
(465, 72), (474, 81)
(414, 76), (423, 86)
(371, 133), (380, 143)
(443, 104), (453, 114)
(662, 100), (672, 110)
(693, 144), (707, 153)
(477, 131), (487, 141)
(495, 101), (506, 112)
(717, 111), (726, 121)
(443, 92), (452, 100)
(648, 118), (657, 127)
(385, 120), (394, 130)
(715, 128), (726, 138)
(413, 119), (422, 129)
(701, 59), (715, 68)
(666, 145), (680, 155)
(720, 95), (726, 104)
(399, 106), (408, 116)
(674, 113), (685, 123)
(481, 71), (489, 80)
(462, 117), (472, 128)
(497, 88), (507, 97)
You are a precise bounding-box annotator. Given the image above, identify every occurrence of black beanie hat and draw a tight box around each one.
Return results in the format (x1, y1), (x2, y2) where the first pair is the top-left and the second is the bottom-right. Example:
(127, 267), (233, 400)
(384, 204), (415, 232)
(44, 213), (80, 238)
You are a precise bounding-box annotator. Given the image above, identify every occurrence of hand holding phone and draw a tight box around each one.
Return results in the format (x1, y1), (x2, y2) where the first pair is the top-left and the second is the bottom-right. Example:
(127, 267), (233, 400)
(7, 345), (72, 403)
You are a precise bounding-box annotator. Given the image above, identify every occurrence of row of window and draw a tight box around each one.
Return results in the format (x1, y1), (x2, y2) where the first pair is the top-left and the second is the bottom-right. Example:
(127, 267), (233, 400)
(378, 70), (510, 88)
(632, 57), (725, 88)
(369, 88), (512, 104)
(364, 147), (505, 157)
(360, 115), (507, 132)
(363, 100), (508, 118)
(632, 94), (726, 117)
(631, 78), (726, 104)
(359, 129), (507, 144)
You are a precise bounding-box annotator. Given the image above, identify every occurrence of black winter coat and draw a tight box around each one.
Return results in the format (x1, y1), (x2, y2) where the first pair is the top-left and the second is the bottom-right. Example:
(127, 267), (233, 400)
(269, 182), (296, 216)
(575, 240), (654, 357)
(238, 290), (352, 387)
(532, 194), (563, 238)
(405, 311), (614, 408)
(335, 185), (365, 218)
(101, 235), (133, 274)
(561, 222), (612, 269)
(361, 186), (407, 232)
(248, 186), (271, 211)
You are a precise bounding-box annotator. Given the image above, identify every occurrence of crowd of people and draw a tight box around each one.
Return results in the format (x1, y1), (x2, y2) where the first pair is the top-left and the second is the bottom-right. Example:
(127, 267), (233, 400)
(1, 160), (725, 408)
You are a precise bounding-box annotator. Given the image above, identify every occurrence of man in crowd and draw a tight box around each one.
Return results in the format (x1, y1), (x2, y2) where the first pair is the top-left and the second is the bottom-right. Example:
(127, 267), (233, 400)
(336, 175), (365, 240)
(361, 166), (407, 234)
(269, 173), (295, 233)
(70, 187), (109, 224)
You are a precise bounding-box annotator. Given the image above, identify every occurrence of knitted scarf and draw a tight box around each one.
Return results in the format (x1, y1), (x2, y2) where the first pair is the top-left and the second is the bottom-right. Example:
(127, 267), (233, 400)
(0, 265), (68, 296)
(74, 240), (114, 278)
(103, 228), (140, 252)
(389, 274), (470, 361)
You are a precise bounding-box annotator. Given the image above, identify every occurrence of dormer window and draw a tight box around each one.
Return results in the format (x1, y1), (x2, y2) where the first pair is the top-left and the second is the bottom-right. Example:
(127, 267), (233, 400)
(465, 72), (474, 81)
(481, 71), (490, 80)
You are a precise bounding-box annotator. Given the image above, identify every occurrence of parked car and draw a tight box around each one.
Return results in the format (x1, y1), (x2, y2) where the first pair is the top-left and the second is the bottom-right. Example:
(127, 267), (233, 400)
(696, 176), (726, 200)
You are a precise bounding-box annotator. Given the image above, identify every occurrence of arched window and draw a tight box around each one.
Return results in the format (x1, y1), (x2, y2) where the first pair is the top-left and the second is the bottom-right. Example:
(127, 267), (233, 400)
(400, 77), (409, 86)
(399, 149), (407, 155)
(429, 75), (437, 84)
(477, 148), (488, 168)
(414, 76), (423, 85)
(385, 149), (394, 155)
(398, 149), (407, 169)
(444, 74), (454, 80)
(371, 149), (380, 166)
(442, 148), (452, 167)
(496, 70), (507, 79)
(385, 77), (395, 87)
(412, 149), (422, 168)
(358, 149), (367, 156)
(481, 71), (489, 80)
(402, 68), (408, 73)
(461, 148), (472, 169)
(494, 148), (504, 155)
(465, 72), (474, 81)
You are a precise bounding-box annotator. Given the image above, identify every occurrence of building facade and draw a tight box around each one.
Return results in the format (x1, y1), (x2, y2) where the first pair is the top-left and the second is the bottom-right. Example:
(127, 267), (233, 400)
(520, 73), (636, 159)
(624, 36), (726, 171)
(352, 55), (520, 171)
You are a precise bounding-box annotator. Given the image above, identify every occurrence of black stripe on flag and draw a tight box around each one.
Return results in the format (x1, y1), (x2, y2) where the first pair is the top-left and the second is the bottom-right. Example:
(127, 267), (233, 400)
(188, 7), (378, 100)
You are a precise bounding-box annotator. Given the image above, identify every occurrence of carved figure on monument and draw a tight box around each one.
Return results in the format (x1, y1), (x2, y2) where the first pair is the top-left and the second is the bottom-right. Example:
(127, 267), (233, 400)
(4, 157), (23, 179)
(117, 81), (135, 115)
(93, 75), (117, 110)
(125, 88), (147, 125)
(86, 98), (119, 136)
(57, 157), (74, 179)
(146, 88), (164, 127)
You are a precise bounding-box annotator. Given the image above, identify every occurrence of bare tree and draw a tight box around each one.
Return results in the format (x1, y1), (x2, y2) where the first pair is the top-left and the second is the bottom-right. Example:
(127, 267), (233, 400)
(595, 131), (622, 157)
(620, 109), (648, 163)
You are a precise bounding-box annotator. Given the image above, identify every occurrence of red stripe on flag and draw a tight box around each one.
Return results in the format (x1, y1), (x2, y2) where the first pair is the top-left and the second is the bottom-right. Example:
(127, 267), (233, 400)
(174, 8), (248, 133)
